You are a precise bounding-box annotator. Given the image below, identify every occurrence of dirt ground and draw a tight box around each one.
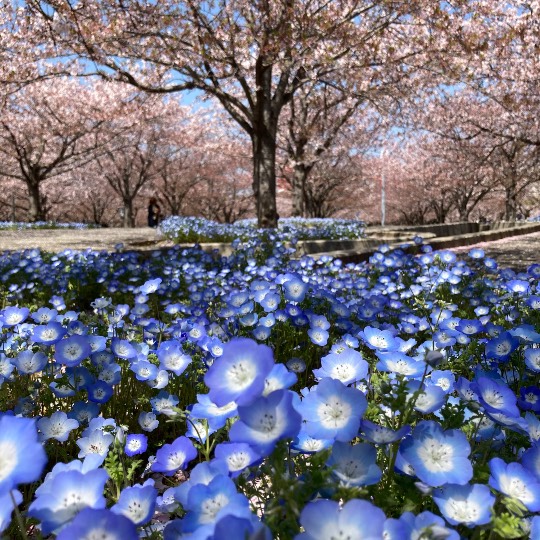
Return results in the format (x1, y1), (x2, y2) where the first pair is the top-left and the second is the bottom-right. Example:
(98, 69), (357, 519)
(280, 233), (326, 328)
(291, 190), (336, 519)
(0, 227), (173, 252)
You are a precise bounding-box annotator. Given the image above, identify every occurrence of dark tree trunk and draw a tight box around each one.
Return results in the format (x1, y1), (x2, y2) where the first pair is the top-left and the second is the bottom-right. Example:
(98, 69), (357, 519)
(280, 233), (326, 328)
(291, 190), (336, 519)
(505, 181), (517, 221)
(27, 179), (45, 222)
(252, 129), (278, 228)
(122, 200), (135, 228)
(292, 164), (307, 217)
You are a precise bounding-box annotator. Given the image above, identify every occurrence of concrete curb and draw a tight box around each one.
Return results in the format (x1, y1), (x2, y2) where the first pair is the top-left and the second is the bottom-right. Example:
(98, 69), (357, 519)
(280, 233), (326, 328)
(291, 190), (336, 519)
(319, 222), (540, 264)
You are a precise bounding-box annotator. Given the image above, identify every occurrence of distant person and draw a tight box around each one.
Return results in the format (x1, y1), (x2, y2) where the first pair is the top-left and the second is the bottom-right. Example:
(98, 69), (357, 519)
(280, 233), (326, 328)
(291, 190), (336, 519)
(148, 197), (161, 228)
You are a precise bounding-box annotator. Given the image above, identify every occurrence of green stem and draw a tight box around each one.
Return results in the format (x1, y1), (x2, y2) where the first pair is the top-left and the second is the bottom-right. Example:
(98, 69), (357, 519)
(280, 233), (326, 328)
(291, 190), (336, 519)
(10, 490), (28, 540)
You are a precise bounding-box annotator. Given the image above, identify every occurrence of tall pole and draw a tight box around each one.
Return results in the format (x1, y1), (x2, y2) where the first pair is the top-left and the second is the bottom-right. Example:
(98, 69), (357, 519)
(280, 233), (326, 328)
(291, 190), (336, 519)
(381, 148), (386, 227)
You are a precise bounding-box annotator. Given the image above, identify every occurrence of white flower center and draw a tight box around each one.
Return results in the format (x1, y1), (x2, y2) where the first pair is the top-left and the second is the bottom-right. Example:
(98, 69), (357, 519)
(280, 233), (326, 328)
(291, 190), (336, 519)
(125, 498), (150, 523)
(166, 451), (186, 470)
(318, 397), (351, 428)
(417, 438), (454, 472)
(227, 452), (250, 471)
(200, 493), (229, 524)
(331, 364), (354, 382)
(371, 336), (387, 348)
(227, 362), (255, 389)
(500, 475), (534, 504)
(483, 390), (504, 409)
(446, 499), (480, 523)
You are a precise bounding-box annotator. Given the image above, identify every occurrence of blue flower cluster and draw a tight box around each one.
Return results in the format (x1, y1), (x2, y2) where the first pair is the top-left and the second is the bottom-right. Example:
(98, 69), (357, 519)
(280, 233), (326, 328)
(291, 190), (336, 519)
(0, 221), (97, 230)
(159, 216), (365, 243)
(0, 233), (539, 538)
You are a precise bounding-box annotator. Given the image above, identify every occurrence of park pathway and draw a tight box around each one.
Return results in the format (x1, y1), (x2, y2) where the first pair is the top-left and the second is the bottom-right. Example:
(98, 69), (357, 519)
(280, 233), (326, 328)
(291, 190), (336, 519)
(449, 230), (540, 271)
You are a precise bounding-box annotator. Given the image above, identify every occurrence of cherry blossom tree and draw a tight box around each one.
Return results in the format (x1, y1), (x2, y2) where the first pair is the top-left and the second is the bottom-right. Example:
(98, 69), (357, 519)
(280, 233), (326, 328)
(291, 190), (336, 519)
(26, 0), (453, 228)
(0, 78), (131, 221)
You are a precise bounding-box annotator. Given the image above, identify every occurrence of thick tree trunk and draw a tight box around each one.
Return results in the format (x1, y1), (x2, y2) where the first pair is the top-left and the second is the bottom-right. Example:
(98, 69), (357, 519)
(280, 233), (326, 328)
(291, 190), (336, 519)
(505, 182), (517, 221)
(27, 180), (45, 222)
(292, 164), (307, 217)
(458, 205), (470, 222)
(252, 130), (278, 228)
(122, 201), (135, 228)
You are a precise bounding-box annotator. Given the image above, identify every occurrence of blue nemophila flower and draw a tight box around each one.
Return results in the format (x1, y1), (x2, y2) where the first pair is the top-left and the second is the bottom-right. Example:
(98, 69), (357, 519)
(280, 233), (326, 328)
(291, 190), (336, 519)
(2, 306), (29, 326)
(214, 442), (262, 477)
(151, 435), (197, 475)
(150, 390), (179, 416)
(138, 411), (159, 432)
(259, 292), (280, 312)
(518, 386), (540, 412)
(360, 326), (399, 351)
(376, 351), (426, 378)
(77, 429), (114, 460)
(229, 389), (301, 455)
(456, 319), (483, 335)
(521, 444), (540, 478)
(313, 348), (368, 385)
(157, 341), (192, 376)
(307, 327), (329, 346)
(0, 415), (47, 493)
(296, 498), (386, 540)
(473, 377), (520, 417)
(433, 483), (495, 527)
(297, 377), (367, 442)
(399, 420), (472, 487)
(282, 274), (308, 302)
(524, 347), (540, 372)
(182, 475), (250, 532)
(131, 359), (158, 382)
(204, 337), (274, 407)
(124, 433), (148, 456)
(190, 394), (237, 430)
(429, 369), (455, 393)
(292, 431), (333, 453)
(489, 458), (540, 512)
(212, 513), (272, 540)
(32, 321), (67, 344)
(407, 380), (447, 414)
(326, 441), (382, 486)
(87, 380), (114, 403)
(139, 278), (162, 294)
(38, 411), (79, 442)
(87, 335), (107, 353)
(56, 508), (138, 540)
(173, 459), (230, 507)
(286, 357), (306, 373)
(13, 349), (48, 374)
(485, 331), (519, 361)
(69, 401), (100, 425)
(111, 480), (157, 526)
(98, 362), (122, 385)
(506, 279), (530, 294)
(263, 363), (297, 396)
(360, 420), (410, 444)
(0, 355), (14, 383)
(111, 338), (138, 359)
(29, 467), (109, 535)
(384, 510), (459, 540)
(32, 307), (57, 324)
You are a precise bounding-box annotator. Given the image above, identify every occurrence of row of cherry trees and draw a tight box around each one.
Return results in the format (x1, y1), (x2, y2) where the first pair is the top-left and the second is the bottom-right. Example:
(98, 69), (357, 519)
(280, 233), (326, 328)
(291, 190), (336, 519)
(1, 1), (540, 226)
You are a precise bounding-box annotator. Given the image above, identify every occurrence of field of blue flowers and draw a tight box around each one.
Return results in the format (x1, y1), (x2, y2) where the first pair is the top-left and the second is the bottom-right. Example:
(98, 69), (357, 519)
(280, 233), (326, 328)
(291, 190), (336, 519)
(0, 221), (539, 539)
(159, 216), (366, 243)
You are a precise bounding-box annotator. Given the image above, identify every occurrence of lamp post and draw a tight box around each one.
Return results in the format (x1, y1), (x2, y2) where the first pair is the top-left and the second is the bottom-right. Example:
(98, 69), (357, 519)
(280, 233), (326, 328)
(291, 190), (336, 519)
(381, 148), (386, 227)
